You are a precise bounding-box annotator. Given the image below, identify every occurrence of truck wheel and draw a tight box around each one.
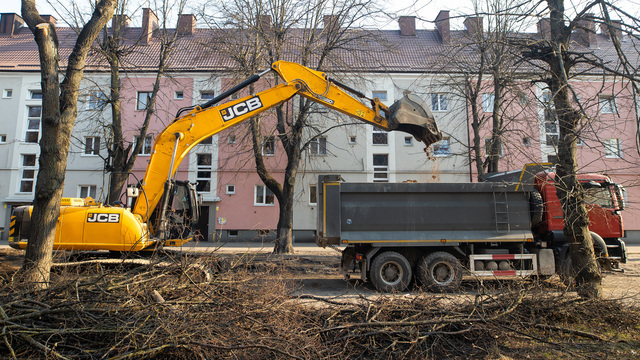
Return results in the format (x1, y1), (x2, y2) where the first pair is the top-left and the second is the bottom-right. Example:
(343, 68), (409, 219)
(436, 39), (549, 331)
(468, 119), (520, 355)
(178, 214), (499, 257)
(529, 190), (544, 226)
(370, 251), (412, 292)
(418, 252), (462, 292)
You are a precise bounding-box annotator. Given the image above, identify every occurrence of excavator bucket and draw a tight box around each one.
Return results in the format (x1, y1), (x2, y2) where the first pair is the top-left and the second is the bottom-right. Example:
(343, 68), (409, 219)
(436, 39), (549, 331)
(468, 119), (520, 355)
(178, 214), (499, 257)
(388, 94), (442, 148)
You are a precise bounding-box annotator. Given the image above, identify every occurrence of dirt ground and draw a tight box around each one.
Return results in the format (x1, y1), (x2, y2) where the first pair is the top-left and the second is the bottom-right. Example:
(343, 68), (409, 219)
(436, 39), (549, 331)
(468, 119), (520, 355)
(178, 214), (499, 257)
(2, 244), (637, 301)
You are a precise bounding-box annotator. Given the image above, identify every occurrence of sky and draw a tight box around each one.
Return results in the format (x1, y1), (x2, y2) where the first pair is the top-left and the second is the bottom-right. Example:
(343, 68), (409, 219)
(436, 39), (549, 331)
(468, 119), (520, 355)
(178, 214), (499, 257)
(1, 0), (638, 32)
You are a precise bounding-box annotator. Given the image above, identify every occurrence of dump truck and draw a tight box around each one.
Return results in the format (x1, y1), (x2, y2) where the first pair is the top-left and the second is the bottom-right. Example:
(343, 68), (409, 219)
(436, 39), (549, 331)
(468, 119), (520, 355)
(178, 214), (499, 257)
(316, 165), (627, 292)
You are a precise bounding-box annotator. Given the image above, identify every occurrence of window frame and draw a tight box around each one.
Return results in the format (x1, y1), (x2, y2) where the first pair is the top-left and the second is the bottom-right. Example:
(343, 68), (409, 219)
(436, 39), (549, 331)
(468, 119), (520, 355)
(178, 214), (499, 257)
(88, 91), (108, 110)
(431, 93), (449, 112)
(29, 90), (43, 99)
(604, 138), (622, 158)
(3, 89), (13, 98)
(78, 185), (97, 199)
(83, 136), (101, 156)
(174, 90), (184, 100)
(484, 137), (504, 157)
(482, 93), (495, 112)
(372, 90), (388, 101)
(309, 184), (317, 205)
(599, 96), (617, 115)
(136, 91), (152, 111)
(254, 184), (275, 206)
(25, 105), (41, 143)
(372, 127), (388, 145)
(373, 153), (389, 183)
(200, 91), (215, 100)
(262, 136), (275, 156)
(19, 154), (37, 194)
(432, 137), (451, 157)
(226, 184), (236, 195)
(196, 153), (212, 193)
(133, 134), (153, 156)
(310, 136), (327, 156)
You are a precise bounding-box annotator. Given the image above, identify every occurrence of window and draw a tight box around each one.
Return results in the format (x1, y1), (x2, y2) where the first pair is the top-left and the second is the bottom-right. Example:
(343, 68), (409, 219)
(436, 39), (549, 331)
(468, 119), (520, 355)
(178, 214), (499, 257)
(3, 89), (12, 98)
(584, 187), (615, 208)
(0, 134), (6, 143)
(84, 136), (100, 155)
(88, 91), (107, 110)
(523, 137), (531, 146)
(201, 136), (213, 145)
(431, 93), (448, 111)
(349, 135), (357, 144)
(136, 91), (152, 110)
(255, 185), (275, 205)
(262, 136), (275, 156)
(604, 138), (622, 158)
(196, 153), (212, 192)
(599, 96), (617, 114)
(310, 137), (327, 156)
(404, 136), (413, 146)
(228, 230), (238, 237)
(309, 185), (317, 205)
(29, 90), (43, 99)
(25, 105), (41, 143)
(372, 127), (388, 145)
(226, 184), (236, 194)
(174, 91), (184, 100)
(482, 93), (495, 112)
(373, 154), (389, 182)
(200, 91), (215, 100)
(372, 91), (387, 101)
(485, 138), (504, 157)
(542, 93), (558, 146)
(20, 154), (37, 193)
(79, 185), (97, 198)
(227, 134), (236, 144)
(432, 137), (450, 156)
(519, 94), (527, 105)
(133, 135), (153, 155)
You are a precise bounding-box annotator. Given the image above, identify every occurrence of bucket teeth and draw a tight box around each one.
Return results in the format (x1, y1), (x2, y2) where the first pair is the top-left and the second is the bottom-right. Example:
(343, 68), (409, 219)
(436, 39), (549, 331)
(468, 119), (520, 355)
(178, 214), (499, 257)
(389, 94), (443, 147)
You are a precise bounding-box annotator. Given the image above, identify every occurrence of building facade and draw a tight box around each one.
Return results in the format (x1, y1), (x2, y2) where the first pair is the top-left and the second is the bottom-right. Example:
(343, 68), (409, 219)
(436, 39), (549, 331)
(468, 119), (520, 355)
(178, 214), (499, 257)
(0, 9), (638, 243)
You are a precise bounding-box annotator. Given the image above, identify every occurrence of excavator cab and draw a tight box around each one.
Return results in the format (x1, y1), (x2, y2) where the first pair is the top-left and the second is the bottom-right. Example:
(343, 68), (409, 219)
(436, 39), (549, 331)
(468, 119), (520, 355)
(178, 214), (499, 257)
(388, 94), (442, 148)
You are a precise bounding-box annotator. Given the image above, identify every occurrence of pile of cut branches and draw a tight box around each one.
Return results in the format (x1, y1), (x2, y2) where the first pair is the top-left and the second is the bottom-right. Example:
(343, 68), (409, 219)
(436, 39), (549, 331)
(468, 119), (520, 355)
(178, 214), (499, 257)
(0, 252), (638, 359)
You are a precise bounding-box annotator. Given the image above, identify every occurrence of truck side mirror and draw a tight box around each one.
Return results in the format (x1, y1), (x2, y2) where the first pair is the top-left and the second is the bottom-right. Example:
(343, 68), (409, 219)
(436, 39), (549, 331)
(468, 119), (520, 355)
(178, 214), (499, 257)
(614, 184), (626, 210)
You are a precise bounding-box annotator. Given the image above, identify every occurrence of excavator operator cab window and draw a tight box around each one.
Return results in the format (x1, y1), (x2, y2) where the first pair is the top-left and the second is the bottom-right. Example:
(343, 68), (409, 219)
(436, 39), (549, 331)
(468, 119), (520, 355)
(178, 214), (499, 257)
(167, 181), (199, 239)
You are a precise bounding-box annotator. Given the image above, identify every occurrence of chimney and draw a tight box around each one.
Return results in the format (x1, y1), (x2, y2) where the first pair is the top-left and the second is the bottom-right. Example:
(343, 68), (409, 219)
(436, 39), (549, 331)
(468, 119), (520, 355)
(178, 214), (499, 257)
(177, 14), (196, 35)
(112, 14), (131, 30)
(435, 10), (450, 44)
(259, 15), (271, 31)
(41, 15), (57, 27)
(537, 18), (551, 40)
(324, 15), (339, 32)
(575, 14), (597, 48)
(0, 13), (25, 36)
(141, 8), (159, 44)
(399, 16), (416, 36)
(464, 16), (483, 36)
(601, 20), (623, 42)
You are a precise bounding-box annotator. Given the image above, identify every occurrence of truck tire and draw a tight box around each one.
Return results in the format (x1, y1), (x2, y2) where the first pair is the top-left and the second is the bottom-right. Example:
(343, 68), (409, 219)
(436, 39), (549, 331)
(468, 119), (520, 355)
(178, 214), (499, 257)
(418, 251), (462, 292)
(529, 190), (544, 226)
(369, 251), (412, 292)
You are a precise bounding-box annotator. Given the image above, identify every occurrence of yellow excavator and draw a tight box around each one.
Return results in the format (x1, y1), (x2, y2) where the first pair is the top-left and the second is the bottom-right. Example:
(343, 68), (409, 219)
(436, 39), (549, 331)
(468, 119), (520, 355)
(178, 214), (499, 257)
(9, 61), (441, 251)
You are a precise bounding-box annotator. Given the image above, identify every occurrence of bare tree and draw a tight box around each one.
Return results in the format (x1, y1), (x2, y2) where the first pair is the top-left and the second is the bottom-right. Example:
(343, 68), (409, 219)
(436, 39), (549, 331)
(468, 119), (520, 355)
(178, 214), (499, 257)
(203, 0), (381, 253)
(20, 0), (116, 288)
(95, 1), (188, 204)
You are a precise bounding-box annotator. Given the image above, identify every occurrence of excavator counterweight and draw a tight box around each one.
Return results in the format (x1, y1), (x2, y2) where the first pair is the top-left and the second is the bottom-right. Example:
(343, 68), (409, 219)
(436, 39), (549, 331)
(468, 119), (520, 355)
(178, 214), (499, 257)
(388, 94), (442, 148)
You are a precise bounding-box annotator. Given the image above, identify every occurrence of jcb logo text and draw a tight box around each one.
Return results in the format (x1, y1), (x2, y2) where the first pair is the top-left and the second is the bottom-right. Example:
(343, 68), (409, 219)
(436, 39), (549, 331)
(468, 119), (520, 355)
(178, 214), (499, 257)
(87, 213), (120, 223)
(220, 96), (263, 122)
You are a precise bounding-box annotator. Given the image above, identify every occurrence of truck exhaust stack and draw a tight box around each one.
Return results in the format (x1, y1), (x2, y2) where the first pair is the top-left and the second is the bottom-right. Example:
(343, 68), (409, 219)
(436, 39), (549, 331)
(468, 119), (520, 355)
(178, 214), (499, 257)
(389, 94), (443, 148)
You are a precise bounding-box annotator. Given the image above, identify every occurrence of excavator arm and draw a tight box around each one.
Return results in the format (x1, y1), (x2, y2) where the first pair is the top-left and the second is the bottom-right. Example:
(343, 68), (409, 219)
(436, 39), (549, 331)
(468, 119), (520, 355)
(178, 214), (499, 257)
(132, 61), (442, 232)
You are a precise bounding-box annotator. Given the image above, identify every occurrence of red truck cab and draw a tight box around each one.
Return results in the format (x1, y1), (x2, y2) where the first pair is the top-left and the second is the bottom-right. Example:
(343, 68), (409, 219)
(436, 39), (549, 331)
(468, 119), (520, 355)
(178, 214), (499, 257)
(534, 171), (626, 266)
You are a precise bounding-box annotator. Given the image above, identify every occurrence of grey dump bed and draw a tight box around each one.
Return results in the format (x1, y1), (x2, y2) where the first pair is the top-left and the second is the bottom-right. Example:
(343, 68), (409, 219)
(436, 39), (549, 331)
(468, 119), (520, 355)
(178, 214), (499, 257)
(317, 176), (534, 247)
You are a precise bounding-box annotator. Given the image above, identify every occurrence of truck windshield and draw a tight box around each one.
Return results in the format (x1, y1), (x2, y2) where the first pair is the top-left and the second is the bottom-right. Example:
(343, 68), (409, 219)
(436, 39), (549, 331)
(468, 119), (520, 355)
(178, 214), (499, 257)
(584, 186), (614, 208)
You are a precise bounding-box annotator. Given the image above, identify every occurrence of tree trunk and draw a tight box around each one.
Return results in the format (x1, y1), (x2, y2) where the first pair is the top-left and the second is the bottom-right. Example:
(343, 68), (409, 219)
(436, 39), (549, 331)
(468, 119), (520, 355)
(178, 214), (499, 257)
(545, 0), (602, 298)
(20, 0), (116, 288)
(273, 189), (295, 254)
